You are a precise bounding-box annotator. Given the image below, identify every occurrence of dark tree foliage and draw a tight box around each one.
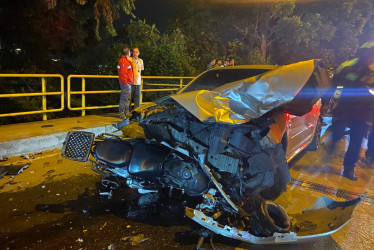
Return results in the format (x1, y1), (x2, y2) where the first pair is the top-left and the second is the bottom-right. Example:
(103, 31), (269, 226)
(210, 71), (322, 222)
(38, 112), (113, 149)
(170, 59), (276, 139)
(1, 0), (374, 124)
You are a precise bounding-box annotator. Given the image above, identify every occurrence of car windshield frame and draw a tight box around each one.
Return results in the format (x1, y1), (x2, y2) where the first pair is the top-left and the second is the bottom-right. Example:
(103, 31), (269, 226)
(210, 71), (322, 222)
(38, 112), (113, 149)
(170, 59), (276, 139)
(179, 66), (278, 93)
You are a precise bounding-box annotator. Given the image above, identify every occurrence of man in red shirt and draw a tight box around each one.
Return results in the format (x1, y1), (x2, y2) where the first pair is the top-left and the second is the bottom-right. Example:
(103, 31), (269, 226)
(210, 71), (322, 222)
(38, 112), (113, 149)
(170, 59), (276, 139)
(117, 47), (134, 118)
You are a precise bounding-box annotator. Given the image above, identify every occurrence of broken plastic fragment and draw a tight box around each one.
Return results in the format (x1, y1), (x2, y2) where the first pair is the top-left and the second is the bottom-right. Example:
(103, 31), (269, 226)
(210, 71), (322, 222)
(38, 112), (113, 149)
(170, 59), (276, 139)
(0, 156), (8, 161)
(0, 163), (30, 178)
(185, 193), (365, 244)
(121, 234), (149, 245)
(113, 119), (130, 130)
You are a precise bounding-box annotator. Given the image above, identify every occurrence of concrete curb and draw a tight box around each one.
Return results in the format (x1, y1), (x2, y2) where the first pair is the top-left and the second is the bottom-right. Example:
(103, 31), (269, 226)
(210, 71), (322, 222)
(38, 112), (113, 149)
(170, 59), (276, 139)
(0, 124), (121, 157)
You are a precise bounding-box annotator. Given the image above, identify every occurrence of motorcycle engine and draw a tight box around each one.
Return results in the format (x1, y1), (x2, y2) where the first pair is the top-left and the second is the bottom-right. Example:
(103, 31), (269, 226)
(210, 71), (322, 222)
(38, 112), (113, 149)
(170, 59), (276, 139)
(162, 158), (209, 196)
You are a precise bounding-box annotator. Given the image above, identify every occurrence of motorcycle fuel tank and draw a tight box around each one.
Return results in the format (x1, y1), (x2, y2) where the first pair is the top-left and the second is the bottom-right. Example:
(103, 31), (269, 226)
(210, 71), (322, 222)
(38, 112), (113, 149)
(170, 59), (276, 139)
(128, 142), (170, 179)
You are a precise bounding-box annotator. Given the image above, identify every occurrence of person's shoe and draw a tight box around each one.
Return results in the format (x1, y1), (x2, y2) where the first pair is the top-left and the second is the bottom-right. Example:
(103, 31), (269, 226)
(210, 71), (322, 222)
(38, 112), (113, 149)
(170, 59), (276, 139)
(342, 171), (357, 181)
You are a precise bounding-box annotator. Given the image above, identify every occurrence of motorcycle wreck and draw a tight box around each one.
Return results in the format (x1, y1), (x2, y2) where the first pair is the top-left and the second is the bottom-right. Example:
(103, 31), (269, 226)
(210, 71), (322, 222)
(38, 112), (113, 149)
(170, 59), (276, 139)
(61, 60), (365, 245)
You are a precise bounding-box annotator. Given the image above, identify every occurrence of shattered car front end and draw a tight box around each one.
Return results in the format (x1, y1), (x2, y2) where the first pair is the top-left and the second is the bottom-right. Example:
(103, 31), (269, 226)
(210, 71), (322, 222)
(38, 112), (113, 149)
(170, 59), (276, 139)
(62, 60), (364, 244)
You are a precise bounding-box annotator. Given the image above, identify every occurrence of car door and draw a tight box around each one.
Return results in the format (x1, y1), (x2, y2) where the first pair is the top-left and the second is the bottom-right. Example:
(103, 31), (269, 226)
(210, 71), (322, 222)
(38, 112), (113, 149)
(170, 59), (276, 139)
(285, 100), (321, 160)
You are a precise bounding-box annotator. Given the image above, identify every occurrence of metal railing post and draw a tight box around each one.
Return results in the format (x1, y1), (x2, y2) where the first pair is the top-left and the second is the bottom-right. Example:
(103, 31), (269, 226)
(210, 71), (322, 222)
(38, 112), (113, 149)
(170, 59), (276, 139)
(82, 78), (86, 116)
(66, 75), (194, 112)
(140, 78), (143, 104)
(42, 77), (47, 121)
(0, 74), (63, 119)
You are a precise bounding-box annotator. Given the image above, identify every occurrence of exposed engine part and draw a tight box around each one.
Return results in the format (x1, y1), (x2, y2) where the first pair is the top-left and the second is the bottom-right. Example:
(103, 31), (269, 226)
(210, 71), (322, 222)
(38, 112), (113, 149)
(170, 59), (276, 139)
(207, 153), (239, 174)
(137, 189), (158, 194)
(213, 211), (222, 220)
(228, 130), (256, 156)
(201, 163), (238, 213)
(241, 143), (289, 197)
(163, 158), (209, 196)
(198, 189), (217, 210)
(111, 167), (129, 178)
(101, 176), (121, 190)
(138, 105), (286, 199)
(126, 179), (145, 189)
(160, 141), (190, 156)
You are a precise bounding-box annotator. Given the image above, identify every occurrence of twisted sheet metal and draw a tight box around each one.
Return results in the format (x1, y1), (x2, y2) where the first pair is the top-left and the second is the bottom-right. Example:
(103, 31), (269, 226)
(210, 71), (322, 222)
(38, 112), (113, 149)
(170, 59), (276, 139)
(171, 60), (317, 124)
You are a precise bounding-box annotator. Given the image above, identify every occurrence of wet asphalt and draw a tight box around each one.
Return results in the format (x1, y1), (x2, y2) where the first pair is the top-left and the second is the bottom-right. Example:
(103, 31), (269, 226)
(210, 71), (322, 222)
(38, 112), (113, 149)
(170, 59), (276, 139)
(0, 122), (374, 249)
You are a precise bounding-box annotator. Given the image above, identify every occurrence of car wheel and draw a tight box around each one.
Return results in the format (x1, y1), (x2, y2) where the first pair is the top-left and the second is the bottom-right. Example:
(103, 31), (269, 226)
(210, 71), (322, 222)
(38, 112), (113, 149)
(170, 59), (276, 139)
(306, 116), (322, 151)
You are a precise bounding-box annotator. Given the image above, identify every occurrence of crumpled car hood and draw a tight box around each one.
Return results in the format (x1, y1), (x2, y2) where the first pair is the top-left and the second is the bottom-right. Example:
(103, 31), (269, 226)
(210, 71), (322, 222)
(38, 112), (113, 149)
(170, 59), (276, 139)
(171, 59), (330, 124)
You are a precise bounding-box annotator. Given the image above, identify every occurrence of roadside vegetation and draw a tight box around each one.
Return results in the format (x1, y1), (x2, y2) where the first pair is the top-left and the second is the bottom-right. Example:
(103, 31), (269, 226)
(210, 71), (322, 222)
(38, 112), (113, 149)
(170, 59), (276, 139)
(1, 0), (374, 123)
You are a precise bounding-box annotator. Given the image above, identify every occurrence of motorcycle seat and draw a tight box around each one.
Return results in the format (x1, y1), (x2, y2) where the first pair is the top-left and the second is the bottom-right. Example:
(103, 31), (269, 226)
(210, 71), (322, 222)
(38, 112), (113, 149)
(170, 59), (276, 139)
(93, 140), (132, 167)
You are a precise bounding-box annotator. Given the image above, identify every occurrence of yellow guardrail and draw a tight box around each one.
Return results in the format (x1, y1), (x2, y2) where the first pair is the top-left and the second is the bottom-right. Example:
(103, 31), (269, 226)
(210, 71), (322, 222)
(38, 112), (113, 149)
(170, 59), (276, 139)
(0, 74), (64, 120)
(67, 75), (194, 116)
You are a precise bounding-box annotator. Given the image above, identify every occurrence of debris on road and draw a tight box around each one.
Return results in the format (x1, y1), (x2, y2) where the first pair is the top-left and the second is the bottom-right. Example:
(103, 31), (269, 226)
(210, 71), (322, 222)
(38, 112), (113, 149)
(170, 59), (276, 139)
(0, 163), (30, 178)
(112, 119), (129, 130)
(20, 154), (30, 159)
(121, 234), (149, 245)
(100, 222), (107, 230)
(0, 156), (8, 161)
(107, 244), (115, 250)
(76, 238), (84, 243)
(99, 190), (113, 198)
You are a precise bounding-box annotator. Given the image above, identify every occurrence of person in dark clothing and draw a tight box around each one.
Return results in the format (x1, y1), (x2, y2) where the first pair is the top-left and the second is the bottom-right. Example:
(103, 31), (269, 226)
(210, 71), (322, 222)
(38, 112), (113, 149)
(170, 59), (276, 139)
(328, 42), (374, 180)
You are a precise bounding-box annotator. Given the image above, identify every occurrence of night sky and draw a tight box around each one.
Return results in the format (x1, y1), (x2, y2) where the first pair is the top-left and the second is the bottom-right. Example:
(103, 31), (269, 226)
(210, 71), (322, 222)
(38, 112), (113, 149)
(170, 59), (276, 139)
(131, 0), (189, 32)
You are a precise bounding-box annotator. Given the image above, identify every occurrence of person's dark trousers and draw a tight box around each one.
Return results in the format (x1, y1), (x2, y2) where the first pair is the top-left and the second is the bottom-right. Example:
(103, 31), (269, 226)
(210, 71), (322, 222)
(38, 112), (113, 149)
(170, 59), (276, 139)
(328, 117), (349, 153)
(131, 85), (141, 109)
(366, 124), (374, 158)
(343, 119), (368, 173)
(119, 83), (131, 118)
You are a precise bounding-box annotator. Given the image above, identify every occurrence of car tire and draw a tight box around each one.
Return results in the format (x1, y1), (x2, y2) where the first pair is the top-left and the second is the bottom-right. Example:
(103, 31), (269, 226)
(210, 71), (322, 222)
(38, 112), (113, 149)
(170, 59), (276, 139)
(306, 116), (322, 151)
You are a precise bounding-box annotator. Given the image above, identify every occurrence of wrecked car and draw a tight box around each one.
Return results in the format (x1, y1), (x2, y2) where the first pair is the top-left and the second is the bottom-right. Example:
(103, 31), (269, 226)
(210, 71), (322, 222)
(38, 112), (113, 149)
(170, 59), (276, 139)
(61, 59), (364, 244)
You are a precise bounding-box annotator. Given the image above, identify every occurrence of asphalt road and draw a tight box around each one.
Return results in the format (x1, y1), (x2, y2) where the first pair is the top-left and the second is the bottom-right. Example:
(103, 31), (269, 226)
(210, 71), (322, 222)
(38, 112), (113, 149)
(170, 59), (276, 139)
(0, 123), (373, 249)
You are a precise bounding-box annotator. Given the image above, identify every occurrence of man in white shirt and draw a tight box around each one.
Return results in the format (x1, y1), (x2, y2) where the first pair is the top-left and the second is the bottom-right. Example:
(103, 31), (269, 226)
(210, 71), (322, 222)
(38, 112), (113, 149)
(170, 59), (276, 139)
(131, 47), (144, 109)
